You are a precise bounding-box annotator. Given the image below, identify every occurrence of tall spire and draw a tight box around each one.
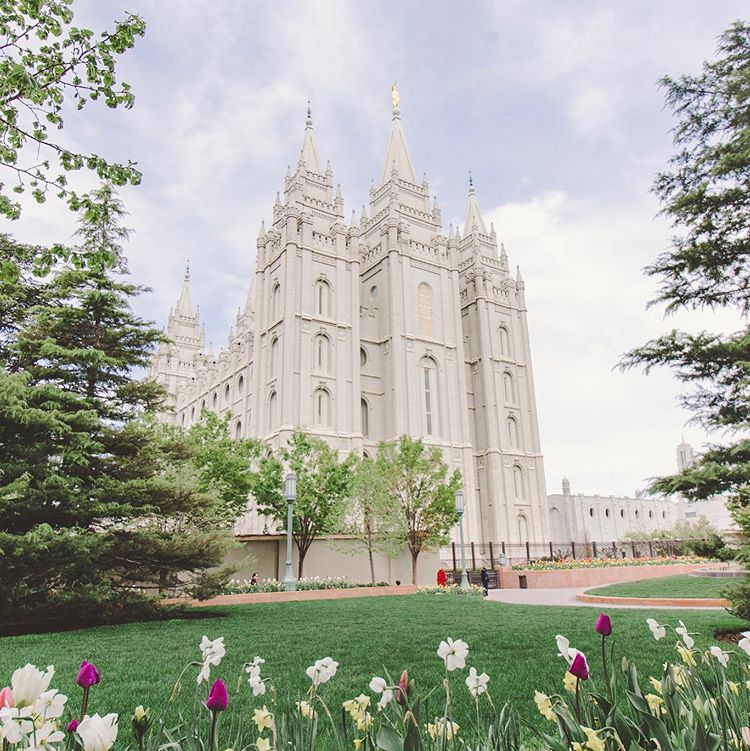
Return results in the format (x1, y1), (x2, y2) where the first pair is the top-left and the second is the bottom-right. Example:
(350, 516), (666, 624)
(299, 100), (321, 173)
(464, 172), (488, 235)
(175, 260), (193, 316)
(381, 81), (416, 184)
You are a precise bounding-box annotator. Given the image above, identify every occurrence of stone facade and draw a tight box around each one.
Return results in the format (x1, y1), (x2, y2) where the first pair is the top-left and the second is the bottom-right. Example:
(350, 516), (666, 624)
(150, 96), (549, 545)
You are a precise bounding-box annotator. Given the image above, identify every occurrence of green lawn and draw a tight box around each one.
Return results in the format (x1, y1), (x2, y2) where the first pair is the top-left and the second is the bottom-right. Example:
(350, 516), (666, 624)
(0, 595), (744, 741)
(586, 574), (741, 599)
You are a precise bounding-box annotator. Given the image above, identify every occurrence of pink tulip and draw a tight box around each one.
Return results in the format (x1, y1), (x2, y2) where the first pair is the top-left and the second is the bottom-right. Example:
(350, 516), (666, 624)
(66, 719), (79, 733)
(570, 652), (589, 681)
(206, 678), (228, 712)
(76, 661), (101, 688)
(0, 688), (14, 708)
(395, 670), (410, 705)
(595, 613), (612, 636)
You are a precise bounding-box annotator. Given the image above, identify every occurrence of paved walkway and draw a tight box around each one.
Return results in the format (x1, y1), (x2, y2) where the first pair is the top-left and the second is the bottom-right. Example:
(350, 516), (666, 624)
(487, 587), (726, 610)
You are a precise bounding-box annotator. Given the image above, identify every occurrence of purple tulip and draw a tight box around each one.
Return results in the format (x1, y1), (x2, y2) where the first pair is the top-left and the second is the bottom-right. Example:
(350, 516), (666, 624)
(76, 661), (101, 688)
(595, 613), (612, 636)
(66, 719), (79, 733)
(206, 678), (228, 712)
(570, 652), (589, 681)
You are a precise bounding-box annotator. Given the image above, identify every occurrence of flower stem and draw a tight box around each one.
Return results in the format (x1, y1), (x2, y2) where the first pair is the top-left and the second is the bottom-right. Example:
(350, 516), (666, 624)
(601, 634), (610, 694)
(80, 686), (89, 720)
(574, 678), (581, 722)
(208, 710), (219, 751)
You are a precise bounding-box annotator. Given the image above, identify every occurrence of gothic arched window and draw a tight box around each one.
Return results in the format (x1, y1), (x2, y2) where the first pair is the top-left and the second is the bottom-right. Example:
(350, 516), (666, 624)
(418, 282), (434, 338)
(237, 374), (244, 393)
(499, 326), (511, 357)
(315, 279), (331, 317)
(212, 392), (218, 409)
(507, 416), (519, 447)
(190, 406), (195, 422)
(268, 391), (278, 431)
(271, 281), (281, 321)
(503, 372), (516, 403)
(420, 355), (438, 436)
(517, 515), (529, 544)
(224, 383), (231, 403)
(270, 336), (279, 377)
(513, 465), (524, 499)
(314, 333), (331, 373)
(361, 398), (369, 438)
(313, 388), (331, 427)
(235, 421), (242, 439)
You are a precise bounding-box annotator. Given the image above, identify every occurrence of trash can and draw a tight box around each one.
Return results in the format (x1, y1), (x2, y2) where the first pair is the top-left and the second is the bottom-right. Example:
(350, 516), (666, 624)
(519, 574), (528, 589)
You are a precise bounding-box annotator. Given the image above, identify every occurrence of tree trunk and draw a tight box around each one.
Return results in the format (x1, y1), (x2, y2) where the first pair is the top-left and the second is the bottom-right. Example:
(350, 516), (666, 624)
(368, 545), (375, 585)
(411, 551), (419, 585)
(298, 552), (305, 579)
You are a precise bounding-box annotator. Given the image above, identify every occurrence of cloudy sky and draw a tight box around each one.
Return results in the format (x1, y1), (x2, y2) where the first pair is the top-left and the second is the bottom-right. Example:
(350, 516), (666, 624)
(9, 1), (747, 497)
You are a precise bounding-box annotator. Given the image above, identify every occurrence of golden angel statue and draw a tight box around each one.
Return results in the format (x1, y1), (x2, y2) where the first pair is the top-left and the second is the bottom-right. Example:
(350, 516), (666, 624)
(391, 81), (400, 110)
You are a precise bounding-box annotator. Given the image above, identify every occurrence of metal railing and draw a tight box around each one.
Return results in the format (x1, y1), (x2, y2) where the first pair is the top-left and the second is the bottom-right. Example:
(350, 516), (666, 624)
(441, 538), (698, 570)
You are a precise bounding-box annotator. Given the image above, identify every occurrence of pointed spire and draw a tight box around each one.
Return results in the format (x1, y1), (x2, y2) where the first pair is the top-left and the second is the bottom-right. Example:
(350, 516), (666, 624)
(516, 265), (524, 283)
(175, 259), (193, 316)
(274, 191), (281, 208)
(336, 183), (342, 200)
(381, 83), (416, 185)
(299, 100), (321, 173)
(350, 209), (358, 228)
(258, 219), (266, 238)
(465, 173), (488, 235)
(361, 204), (368, 222)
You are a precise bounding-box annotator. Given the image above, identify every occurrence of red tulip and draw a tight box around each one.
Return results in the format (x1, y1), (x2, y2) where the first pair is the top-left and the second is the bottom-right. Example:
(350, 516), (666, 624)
(76, 661), (101, 688)
(595, 613), (612, 636)
(395, 670), (410, 705)
(570, 652), (589, 681)
(66, 719), (79, 733)
(206, 678), (228, 712)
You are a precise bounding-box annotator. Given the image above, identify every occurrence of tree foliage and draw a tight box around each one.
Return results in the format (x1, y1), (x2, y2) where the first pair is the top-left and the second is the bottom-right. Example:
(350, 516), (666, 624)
(343, 457), (405, 584)
(0, 0), (145, 278)
(375, 435), (460, 584)
(620, 22), (750, 509)
(251, 430), (355, 578)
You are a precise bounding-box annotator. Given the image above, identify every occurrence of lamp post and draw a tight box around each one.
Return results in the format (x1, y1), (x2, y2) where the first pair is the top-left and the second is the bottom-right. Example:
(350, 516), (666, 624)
(282, 472), (297, 592)
(455, 489), (469, 590)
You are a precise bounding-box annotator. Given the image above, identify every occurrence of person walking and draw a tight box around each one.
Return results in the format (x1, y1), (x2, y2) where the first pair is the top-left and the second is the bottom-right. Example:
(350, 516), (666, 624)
(480, 567), (490, 596)
(437, 568), (447, 587)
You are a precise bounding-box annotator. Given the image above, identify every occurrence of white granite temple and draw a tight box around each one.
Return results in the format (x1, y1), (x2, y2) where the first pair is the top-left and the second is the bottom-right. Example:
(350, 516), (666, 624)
(150, 90), (549, 545)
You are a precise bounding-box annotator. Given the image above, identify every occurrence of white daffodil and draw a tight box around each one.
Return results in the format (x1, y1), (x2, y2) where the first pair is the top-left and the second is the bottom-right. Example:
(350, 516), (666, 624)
(377, 689), (393, 710)
(555, 635), (579, 665)
(33, 690), (67, 720)
(76, 714), (119, 751)
(437, 638), (469, 671)
(197, 636), (226, 685)
(296, 701), (316, 720)
(10, 665), (55, 708)
(646, 619), (666, 641)
(0, 706), (35, 744)
(739, 632), (750, 657)
(305, 657), (338, 686)
(246, 657), (265, 679)
(252, 707), (274, 732)
(676, 621), (695, 650)
(709, 646), (730, 668)
(248, 675), (266, 697)
(369, 676), (387, 694)
(25, 720), (64, 751)
(465, 667), (489, 698)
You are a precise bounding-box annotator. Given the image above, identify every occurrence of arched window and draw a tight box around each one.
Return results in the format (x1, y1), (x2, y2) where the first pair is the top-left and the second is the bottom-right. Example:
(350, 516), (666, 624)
(270, 336), (279, 377)
(271, 281), (281, 321)
(315, 279), (331, 317)
(605, 508), (610, 517)
(419, 355), (438, 436)
(212, 392), (218, 409)
(513, 465), (524, 499)
(620, 509), (625, 518)
(190, 406), (195, 421)
(499, 326), (511, 357)
(517, 515), (529, 544)
(235, 421), (242, 439)
(649, 510), (653, 519)
(417, 282), (434, 338)
(662, 510), (666, 519)
(314, 333), (331, 372)
(268, 391), (278, 431)
(503, 372), (515, 403)
(313, 388), (331, 427)
(360, 347), (367, 367)
(589, 507), (594, 517)
(361, 398), (369, 438)
(201, 399), (206, 411)
(635, 509), (639, 518)
(224, 383), (231, 403)
(507, 416), (519, 447)
(181, 413), (185, 427)
(237, 374), (244, 393)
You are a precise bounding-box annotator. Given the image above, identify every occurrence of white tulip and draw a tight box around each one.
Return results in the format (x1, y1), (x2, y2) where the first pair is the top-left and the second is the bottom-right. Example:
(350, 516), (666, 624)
(76, 713), (118, 751)
(437, 638), (469, 671)
(10, 665), (54, 708)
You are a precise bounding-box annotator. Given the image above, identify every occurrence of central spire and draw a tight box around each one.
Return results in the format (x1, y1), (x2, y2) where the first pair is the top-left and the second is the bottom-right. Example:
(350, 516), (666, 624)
(381, 81), (416, 185)
(175, 259), (194, 317)
(464, 173), (488, 235)
(299, 100), (321, 173)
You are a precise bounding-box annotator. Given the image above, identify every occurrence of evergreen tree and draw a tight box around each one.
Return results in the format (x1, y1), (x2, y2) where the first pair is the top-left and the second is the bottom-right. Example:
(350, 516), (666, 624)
(0, 190), (234, 628)
(251, 430), (355, 578)
(376, 436), (460, 585)
(620, 22), (750, 604)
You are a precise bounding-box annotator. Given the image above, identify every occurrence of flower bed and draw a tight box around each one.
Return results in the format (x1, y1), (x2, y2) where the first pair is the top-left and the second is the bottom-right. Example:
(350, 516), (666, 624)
(416, 584), (485, 597)
(223, 576), (390, 594)
(512, 554), (709, 571)
(3, 610), (750, 751)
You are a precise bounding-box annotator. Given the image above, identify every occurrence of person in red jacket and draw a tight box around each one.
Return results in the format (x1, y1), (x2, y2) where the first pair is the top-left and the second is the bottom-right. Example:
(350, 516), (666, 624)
(437, 568), (447, 587)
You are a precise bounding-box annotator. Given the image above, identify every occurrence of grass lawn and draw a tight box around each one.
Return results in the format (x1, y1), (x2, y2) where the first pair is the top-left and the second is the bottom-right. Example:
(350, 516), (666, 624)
(0, 595), (745, 741)
(586, 574), (742, 599)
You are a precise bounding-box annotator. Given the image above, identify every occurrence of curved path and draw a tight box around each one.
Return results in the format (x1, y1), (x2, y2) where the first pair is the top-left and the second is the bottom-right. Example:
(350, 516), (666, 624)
(487, 586), (727, 610)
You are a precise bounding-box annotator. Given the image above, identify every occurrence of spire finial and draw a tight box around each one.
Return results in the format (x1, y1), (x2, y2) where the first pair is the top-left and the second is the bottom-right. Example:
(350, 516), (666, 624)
(468, 170), (475, 195)
(305, 100), (313, 128)
(391, 80), (400, 119)
(185, 259), (190, 281)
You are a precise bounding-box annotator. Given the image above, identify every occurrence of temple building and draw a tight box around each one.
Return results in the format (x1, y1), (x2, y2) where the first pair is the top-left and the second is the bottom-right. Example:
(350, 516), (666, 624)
(150, 89), (550, 545)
